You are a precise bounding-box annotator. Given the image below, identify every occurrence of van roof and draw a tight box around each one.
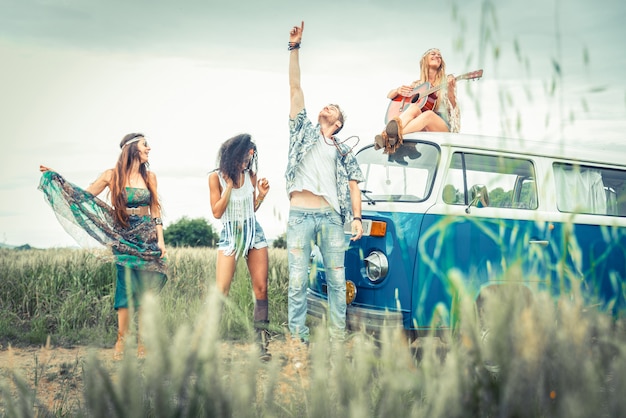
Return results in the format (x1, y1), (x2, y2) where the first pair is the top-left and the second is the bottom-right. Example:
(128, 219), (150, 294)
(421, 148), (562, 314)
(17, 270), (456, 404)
(393, 132), (626, 168)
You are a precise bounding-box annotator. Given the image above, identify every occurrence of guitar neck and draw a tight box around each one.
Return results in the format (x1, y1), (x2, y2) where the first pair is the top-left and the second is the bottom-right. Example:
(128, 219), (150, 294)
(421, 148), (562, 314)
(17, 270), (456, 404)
(421, 71), (482, 96)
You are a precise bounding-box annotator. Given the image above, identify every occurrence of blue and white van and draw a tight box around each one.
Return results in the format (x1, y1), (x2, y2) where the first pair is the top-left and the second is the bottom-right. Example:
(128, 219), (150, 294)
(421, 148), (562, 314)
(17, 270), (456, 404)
(306, 132), (626, 336)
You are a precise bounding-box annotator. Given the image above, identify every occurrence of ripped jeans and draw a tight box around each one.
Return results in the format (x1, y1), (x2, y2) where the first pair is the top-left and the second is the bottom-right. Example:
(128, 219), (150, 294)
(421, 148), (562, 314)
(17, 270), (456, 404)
(287, 207), (347, 341)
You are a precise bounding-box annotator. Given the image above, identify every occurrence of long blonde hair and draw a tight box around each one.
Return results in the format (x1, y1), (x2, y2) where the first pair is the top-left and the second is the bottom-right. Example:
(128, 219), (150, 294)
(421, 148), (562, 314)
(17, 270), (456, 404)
(417, 48), (447, 84)
(414, 48), (447, 110)
(110, 133), (160, 228)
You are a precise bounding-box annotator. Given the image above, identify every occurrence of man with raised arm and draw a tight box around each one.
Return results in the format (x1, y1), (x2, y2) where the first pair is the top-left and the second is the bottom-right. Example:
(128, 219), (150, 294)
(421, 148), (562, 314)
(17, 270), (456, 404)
(285, 21), (364, 348)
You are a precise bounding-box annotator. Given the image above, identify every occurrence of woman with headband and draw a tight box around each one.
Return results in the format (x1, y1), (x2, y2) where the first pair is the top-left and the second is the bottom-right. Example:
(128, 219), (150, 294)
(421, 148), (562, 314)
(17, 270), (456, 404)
(39, 133), (167, 360)
(376, 48), (460, 154)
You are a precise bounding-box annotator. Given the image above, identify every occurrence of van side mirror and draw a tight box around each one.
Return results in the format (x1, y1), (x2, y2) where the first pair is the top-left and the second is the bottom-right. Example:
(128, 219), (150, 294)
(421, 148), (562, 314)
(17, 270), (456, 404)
(465, 184), (490, 213)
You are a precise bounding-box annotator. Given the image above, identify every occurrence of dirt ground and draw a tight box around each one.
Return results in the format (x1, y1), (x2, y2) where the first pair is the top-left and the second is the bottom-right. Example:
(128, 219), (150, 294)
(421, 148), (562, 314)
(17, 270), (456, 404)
(0, 338), (311, 415)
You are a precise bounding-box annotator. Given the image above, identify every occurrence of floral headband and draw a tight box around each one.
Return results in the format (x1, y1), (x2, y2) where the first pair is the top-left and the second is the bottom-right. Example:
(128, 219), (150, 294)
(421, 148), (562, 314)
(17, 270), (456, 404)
(422, 48), (441, 58)
(122, 136), (144, 149)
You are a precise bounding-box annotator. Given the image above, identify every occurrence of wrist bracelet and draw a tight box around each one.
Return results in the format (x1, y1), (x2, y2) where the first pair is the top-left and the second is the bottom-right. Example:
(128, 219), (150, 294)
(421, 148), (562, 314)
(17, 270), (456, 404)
(288, 42), (301, 50)
(353, 217), (362, 222)
(153, 217), (163, 226)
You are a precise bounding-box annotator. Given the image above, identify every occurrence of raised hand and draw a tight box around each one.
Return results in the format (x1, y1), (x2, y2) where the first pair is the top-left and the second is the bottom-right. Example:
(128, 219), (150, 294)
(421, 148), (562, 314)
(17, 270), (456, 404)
(257, 177), (270, 196)
(289, 21), (304, 44)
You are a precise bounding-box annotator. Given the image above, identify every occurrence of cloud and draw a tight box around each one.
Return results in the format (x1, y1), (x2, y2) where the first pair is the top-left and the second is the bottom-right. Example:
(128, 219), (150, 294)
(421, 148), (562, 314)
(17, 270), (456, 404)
(2, 0), (625, 248)
(0, 0), (440, 63)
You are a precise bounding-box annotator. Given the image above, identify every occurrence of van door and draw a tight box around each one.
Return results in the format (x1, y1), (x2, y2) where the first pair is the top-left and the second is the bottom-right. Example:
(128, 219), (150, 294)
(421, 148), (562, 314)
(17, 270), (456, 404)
(413, 152), (547, 330)
(548, 162), (626, 315)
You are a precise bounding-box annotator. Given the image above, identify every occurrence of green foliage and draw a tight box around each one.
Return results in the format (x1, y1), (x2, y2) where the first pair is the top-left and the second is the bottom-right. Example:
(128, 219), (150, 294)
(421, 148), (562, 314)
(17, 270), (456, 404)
(5, 280), (626, 417)
(0, 247), (289, 346)
(163, 217), (219, 248)
(488, 186), (512, 207)
(2, 249), (626, 417)
(272, 232), (287, 249)
(0, 248), (116, 346)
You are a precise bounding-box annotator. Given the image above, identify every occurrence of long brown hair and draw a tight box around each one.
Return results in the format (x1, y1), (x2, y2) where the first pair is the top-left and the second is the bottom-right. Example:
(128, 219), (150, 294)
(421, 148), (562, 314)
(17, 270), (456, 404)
(110, 133), (160, 227)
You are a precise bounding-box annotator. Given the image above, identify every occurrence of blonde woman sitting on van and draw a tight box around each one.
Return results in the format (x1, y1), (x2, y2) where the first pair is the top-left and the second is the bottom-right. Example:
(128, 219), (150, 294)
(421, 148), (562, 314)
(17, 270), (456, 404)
(376, 48), (460, 154)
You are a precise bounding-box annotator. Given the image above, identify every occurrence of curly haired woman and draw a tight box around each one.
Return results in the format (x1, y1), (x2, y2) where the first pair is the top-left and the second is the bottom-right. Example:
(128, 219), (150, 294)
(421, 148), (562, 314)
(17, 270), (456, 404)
(208, 133), (272, 360)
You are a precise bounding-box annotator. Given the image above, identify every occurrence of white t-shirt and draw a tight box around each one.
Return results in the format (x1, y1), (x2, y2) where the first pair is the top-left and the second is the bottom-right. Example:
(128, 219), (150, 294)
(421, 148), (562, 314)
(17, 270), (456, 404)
(289, 136), (340, 213)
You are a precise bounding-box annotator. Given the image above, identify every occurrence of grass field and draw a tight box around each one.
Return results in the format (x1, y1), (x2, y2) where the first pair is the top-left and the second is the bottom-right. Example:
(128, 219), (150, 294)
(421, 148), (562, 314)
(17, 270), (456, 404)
(1, 247), (625, 417)
(0, 247), (289, 347)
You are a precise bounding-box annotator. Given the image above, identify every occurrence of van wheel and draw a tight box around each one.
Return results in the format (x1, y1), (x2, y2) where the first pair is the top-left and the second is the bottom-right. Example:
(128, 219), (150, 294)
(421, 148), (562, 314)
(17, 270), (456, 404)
(480, 327), (500, 373)
(475, 296), (501, 374)
(475, 285), (534, 375)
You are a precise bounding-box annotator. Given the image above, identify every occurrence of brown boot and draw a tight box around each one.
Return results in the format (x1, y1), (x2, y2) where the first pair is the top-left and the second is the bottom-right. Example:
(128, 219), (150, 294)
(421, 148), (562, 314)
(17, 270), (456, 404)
(384, 117), (404, 154)
(255, 322), (272, 362)
(374, 132), (386, 150)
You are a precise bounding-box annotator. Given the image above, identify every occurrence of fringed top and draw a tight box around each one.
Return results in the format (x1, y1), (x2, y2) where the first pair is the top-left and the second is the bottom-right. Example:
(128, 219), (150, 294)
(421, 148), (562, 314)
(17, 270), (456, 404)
(218, 170), (256, 259)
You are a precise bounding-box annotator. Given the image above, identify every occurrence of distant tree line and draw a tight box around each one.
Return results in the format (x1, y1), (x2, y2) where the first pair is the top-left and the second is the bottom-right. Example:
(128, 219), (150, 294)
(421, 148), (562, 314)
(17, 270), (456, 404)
(164, 217), (287, 249)
(163, 217), (219, 247)
(272, 233), (286, 249)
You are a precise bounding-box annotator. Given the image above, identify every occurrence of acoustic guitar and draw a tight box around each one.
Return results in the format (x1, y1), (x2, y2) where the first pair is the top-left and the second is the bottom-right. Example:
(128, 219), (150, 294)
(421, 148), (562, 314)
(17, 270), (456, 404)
(384, 69), (483, 124)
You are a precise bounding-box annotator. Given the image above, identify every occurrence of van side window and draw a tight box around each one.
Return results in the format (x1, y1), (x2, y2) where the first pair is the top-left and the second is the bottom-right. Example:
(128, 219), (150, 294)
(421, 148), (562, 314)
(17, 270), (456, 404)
(553, 162), (626, 216)
(444, 152), (538, 209)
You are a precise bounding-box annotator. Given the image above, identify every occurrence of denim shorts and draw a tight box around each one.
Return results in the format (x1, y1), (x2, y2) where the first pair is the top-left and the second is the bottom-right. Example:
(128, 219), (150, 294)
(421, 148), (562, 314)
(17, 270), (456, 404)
(218, 220), (268, 252)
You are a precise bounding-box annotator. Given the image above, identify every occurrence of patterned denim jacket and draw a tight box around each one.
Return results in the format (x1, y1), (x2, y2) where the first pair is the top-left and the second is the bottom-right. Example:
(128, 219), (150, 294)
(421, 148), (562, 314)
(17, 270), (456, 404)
(286, 109), (364, 223)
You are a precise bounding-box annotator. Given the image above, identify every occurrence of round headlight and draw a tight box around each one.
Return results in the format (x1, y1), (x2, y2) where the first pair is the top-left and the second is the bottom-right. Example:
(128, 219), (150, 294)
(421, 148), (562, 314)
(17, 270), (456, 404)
(364, 250), (388, 282)
(346, 280), (357, 304)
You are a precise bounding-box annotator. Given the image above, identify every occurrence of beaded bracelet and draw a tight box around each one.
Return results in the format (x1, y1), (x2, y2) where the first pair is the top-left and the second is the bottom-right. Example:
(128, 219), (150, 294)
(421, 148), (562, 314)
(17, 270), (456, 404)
(288, 42), (301, 50)
(254, 195), (265, 210)
(153, 217), (163, 226)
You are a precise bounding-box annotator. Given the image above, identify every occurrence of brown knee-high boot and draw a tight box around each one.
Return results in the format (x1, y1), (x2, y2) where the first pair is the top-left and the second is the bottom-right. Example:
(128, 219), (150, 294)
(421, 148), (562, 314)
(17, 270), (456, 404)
(254, 298), (271, 361)
(255, 320), (271, 361)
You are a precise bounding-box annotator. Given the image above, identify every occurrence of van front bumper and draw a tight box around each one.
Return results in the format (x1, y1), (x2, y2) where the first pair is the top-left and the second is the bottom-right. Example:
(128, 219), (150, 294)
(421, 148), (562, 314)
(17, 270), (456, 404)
(306, 290), (404, 333)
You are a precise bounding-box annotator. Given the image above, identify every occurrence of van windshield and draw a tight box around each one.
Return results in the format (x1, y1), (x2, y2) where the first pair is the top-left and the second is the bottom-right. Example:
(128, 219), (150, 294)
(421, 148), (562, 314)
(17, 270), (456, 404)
(357, 141), (439, 202)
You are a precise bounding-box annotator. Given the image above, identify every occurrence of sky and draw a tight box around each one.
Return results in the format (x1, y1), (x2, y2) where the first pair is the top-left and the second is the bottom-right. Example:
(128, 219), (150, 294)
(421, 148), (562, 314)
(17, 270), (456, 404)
(1, 0), (625, 248)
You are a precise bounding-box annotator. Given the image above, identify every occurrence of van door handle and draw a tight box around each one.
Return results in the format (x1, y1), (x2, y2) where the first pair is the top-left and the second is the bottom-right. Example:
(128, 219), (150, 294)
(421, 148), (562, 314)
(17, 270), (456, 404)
(529, 240), (549, 246)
